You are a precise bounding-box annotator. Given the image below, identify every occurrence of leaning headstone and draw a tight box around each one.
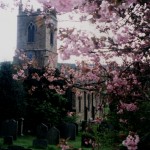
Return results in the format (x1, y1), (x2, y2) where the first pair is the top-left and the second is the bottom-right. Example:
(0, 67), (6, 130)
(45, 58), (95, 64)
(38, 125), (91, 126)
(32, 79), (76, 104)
(47, 126), (60, 145)
(32, 123), (48, 149)
(66, 123), (76, 140)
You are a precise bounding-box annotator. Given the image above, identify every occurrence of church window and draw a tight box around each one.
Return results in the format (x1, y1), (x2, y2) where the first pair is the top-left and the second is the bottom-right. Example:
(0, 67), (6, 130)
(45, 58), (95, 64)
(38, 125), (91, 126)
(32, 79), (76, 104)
(88, 94), (90, 111)
(78, 96), (81, 112)
(50, 31), (54, 46)
(84, 91), (86, 107)
(28, 23), (35, 42)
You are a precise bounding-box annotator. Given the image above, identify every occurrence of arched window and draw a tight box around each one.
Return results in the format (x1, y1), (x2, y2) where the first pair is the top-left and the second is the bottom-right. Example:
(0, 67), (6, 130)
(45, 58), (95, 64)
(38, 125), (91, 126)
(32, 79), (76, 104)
(28, 23), (35, 42)
(88, 94), (90, 111)
(50, 31), (54, 46)
(78, 96), (81, 112)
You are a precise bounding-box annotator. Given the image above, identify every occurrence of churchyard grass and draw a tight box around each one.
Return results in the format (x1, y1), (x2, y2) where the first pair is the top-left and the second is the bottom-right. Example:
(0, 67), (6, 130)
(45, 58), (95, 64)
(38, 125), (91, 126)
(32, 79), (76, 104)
(0, 134), (112, 150)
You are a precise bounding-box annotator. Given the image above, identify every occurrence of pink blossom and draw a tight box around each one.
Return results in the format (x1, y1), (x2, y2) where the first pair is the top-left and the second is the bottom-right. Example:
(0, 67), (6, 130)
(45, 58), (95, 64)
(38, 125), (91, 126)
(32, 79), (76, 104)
(22, 64), (28, 70)
(119, 101), (138, 112)
(32, 73), (40, 81)
(56, 89), (65, 95)
(31, 86), (37, 91)
(98, 0), (112, 21)
(119, 118), (127, 124)
(19, 53), (27, 60)
(60, 144), (70, 150)
(84, 1), (98, 14)
(48, 85), (54, 89)
(67, 111), (74, 116)
(38, 0), (85, 12)
(97, 104), (104, 111)
(12, 74), (18, 80)
(126, 103), (138, 111)
(107, 84), (113, 92)
(114, 33), (129, 44)
(93, 117), (103, 124)
(122, 132), (140, 150)
(126, 0), (137, 5)
(117, 109), (124, 114)
(84, 140), (88, 145)
(17, 69), (24, 77)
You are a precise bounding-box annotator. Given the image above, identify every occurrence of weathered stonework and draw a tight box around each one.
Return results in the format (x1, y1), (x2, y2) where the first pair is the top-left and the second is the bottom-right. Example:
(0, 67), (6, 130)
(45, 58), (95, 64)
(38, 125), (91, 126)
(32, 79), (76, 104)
(15, 1), (58, 68)
(74, 89), (102, 122)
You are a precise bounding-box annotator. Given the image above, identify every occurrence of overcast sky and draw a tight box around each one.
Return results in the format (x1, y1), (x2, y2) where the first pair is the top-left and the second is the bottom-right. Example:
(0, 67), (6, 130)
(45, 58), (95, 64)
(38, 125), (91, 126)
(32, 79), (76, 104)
(0, 9), (17, 62)
(0, 0), (99, 63)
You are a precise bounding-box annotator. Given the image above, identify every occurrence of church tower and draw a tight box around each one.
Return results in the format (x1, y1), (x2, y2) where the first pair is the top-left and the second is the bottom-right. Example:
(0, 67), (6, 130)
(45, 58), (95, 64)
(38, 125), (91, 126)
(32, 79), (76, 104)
(15, 0), (58, 68)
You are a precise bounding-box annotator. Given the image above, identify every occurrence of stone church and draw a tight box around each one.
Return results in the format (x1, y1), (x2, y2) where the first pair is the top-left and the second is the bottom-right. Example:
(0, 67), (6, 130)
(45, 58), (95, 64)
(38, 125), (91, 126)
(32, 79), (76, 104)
(15, 1), (103, 123)
(15, 0), (58, 68)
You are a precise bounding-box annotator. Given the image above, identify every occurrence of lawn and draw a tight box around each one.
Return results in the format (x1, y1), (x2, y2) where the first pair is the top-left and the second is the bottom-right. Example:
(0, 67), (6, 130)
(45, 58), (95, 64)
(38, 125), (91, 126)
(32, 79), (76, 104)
(0, 133), (113, 150)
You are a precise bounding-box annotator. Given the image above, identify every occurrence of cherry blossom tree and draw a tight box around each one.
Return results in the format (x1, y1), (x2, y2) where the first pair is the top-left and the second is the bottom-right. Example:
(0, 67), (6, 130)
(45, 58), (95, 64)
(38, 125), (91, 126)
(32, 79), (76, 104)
(1, 0), (149, 149)
(34, 0), (150, 149)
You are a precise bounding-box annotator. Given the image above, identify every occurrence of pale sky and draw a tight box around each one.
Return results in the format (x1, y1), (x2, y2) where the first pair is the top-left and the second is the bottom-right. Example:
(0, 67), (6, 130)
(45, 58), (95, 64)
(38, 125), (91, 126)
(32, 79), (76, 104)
(0, 1), (99, 63)
(0, 9), (17, 62)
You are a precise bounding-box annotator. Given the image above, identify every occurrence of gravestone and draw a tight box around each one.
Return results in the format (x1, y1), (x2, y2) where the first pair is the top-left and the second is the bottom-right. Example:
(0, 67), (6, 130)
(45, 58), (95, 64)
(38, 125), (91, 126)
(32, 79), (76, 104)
(58, 122), (76, 140)
(3, 136), (13, 145)
(57, 122), (68, 139)
(74, 123), (78, 135)
(1, 119), (18, 142)
(47, 126), (60, 145)
(36, 123), (48, 139)
(66, 123), (76, 140)
(32, 123), (48, 149)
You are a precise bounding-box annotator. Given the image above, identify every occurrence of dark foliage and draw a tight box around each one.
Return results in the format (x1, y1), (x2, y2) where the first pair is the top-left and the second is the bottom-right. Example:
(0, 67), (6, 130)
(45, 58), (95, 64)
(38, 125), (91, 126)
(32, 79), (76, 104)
(22, 67), (70, 134)
(0, 61), (25, 121)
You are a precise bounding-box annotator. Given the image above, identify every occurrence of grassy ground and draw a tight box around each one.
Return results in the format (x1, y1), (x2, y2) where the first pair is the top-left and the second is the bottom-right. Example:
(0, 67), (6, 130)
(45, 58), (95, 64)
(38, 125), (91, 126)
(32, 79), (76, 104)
(0, 134), (113, 150)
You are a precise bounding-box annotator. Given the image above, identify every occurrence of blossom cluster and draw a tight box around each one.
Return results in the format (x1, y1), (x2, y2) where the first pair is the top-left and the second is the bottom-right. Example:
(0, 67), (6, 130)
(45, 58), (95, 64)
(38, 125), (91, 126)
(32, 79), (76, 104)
(37, 0), (85, 12)
(122, 132), (140, 150)
(8, 0), (150, 149)
(117, 101), (138, 114)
